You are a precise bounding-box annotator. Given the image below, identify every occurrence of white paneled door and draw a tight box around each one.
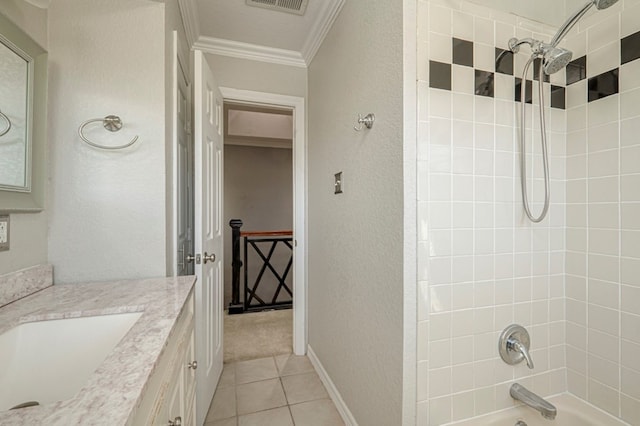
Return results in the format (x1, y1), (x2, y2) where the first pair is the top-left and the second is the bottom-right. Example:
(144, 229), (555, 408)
(193, 50), (224, 426)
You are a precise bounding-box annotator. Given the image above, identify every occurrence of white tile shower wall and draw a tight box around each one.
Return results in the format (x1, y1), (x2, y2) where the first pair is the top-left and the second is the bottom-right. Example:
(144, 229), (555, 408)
(564, 1), (640, 424)
(417, 1), (568, 424)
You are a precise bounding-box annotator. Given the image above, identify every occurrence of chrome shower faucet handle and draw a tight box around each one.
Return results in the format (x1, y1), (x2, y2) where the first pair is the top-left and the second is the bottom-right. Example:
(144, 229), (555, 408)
(499, 324), (534, 369)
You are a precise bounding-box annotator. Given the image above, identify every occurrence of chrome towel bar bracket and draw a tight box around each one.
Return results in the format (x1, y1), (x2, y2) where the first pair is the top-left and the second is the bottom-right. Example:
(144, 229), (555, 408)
(78, 115), (139, 150)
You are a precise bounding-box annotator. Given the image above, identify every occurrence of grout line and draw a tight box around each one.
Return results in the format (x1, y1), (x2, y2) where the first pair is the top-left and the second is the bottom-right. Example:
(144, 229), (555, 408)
(208, 354), (341, 425)
(617, 57), (623, 417)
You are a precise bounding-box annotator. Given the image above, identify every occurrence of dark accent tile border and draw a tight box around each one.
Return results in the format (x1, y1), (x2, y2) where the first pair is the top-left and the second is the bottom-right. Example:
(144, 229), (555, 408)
(621, 30), (640, 65)
(495, 48), (514, 76)
(453, 38), (474, 67)
(430, 60), (452, 90)
(515, 78), (533, 104)
(425, 28), (640, 108)
(551, 85), (566, 109)
(475, 70), (494, 97)
(588, 68), (619, 102)
(566, 56), (587, 86)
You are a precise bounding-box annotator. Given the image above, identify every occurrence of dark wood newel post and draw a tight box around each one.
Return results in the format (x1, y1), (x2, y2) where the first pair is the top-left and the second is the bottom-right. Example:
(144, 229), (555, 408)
(228, 219), (244, 314)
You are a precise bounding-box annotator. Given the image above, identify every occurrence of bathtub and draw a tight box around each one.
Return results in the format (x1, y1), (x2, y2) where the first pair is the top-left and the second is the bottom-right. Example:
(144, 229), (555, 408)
(447, 393), (628, 426)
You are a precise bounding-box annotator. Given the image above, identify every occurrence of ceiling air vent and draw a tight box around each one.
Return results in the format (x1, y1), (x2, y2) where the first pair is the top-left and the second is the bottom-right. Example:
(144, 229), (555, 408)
(246, 0), (309, 16)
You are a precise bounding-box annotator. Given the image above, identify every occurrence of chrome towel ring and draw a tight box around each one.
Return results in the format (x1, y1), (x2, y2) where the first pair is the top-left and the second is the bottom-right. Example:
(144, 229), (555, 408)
(78, 115), (139, 150)
(0, 110), (12, 137)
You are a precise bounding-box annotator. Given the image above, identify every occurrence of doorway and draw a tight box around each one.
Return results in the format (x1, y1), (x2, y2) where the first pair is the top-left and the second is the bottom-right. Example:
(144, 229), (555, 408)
(202, 88), (314, 425)
(223, 101), (295, 362)
(219, 87), (307, 357)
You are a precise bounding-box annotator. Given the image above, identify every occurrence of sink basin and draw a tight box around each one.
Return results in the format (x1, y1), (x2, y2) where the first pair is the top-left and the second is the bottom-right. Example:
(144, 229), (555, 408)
(0, 312), (142, 411)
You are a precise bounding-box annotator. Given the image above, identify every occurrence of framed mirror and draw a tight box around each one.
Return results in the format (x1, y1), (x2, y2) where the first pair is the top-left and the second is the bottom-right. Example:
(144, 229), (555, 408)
(0, 12), (47, 212)
(0, 33), (31, 191)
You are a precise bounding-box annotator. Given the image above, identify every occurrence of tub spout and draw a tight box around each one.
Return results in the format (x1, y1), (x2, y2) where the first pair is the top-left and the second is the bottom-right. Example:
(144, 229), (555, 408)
(510, 383), (557, 420)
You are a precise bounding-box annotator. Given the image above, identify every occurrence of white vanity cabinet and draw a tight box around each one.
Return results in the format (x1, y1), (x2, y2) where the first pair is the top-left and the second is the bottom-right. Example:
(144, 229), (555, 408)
(182, 330), (197, 425)
(130, 291), (197, 426)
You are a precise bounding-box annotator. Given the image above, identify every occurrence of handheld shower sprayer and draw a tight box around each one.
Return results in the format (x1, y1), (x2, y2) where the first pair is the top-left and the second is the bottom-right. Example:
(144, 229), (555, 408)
(508, 0), (618, 222)
(547, 0), (618, 65)
(550, 0), (619, 47)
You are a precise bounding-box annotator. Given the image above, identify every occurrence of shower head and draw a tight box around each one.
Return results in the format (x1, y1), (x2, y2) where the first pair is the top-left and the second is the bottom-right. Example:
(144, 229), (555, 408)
(508, 38), (574, 75)
(594, 0), (619, 10)
(542, 46), (573, 74)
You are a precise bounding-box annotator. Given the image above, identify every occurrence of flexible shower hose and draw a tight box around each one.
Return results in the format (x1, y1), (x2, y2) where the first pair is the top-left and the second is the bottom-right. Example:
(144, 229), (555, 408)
(519, 56), (551, 223)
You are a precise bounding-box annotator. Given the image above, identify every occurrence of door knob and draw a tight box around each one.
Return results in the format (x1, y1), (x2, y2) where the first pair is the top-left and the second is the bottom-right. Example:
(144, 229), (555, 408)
(188, 360), (198, 370)
(203, 252), (216, 264)
(186, 254), (196, 263)
(168, 417), (182, 426)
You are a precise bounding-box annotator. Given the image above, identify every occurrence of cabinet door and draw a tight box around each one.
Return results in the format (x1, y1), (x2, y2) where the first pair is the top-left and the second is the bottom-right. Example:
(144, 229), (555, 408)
(183, 326), (196, 426)
(166, 367), (184, 426)
(183, 325), (196, 406)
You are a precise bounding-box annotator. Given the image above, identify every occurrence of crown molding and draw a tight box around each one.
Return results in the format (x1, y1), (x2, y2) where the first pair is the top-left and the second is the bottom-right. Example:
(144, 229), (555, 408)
(187, 0), (344, 68)
(300, 0), (345, 65)
(177, 0), (200, 48)
(193, 36), (307, 68)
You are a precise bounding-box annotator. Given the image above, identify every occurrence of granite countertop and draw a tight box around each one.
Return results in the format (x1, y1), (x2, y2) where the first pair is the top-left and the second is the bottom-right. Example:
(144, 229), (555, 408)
(0, 275), (196, 425)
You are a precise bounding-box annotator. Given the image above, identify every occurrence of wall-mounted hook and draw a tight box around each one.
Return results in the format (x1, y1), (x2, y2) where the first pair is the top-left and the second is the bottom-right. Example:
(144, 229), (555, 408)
(354, 113), (375, 131)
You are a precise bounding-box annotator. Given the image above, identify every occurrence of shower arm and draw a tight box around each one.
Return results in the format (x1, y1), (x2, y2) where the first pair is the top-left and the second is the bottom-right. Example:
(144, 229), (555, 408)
(550, 1), (595, 47)
(508, 38), (551, 58)
(509, 38), (540, 54)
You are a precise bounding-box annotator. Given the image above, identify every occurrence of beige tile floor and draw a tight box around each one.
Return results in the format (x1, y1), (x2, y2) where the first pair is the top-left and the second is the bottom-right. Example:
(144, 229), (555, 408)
(204, 354), (345, 426)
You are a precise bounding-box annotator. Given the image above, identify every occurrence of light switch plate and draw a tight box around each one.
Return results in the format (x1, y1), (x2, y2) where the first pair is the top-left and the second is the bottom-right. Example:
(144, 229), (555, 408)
(334, 172), (343, 194)
(0, 215), (8, 251)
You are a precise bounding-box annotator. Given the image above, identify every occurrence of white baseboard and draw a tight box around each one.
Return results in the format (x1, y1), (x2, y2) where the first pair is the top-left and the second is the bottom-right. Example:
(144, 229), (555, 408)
(307, 345), (358, 426)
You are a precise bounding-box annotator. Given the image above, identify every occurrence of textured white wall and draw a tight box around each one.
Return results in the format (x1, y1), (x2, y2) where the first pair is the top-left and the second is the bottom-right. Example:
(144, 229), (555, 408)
(307, 0), (405, 424)
(0, 212), (48, 275)
(0, 2), (48, 275)
(223, 145), (293, 305)
(47, 0), (166, 283)
(205, 54), (307, 98)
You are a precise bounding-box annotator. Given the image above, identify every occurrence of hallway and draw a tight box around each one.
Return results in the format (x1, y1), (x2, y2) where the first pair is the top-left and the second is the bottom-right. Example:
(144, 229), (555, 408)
(204, 355), (344, 426)
(224, 309), (293, 363)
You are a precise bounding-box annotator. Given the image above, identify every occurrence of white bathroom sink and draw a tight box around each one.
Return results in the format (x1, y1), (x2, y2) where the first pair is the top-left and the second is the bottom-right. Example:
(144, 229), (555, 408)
(0, 312), (142, 412)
